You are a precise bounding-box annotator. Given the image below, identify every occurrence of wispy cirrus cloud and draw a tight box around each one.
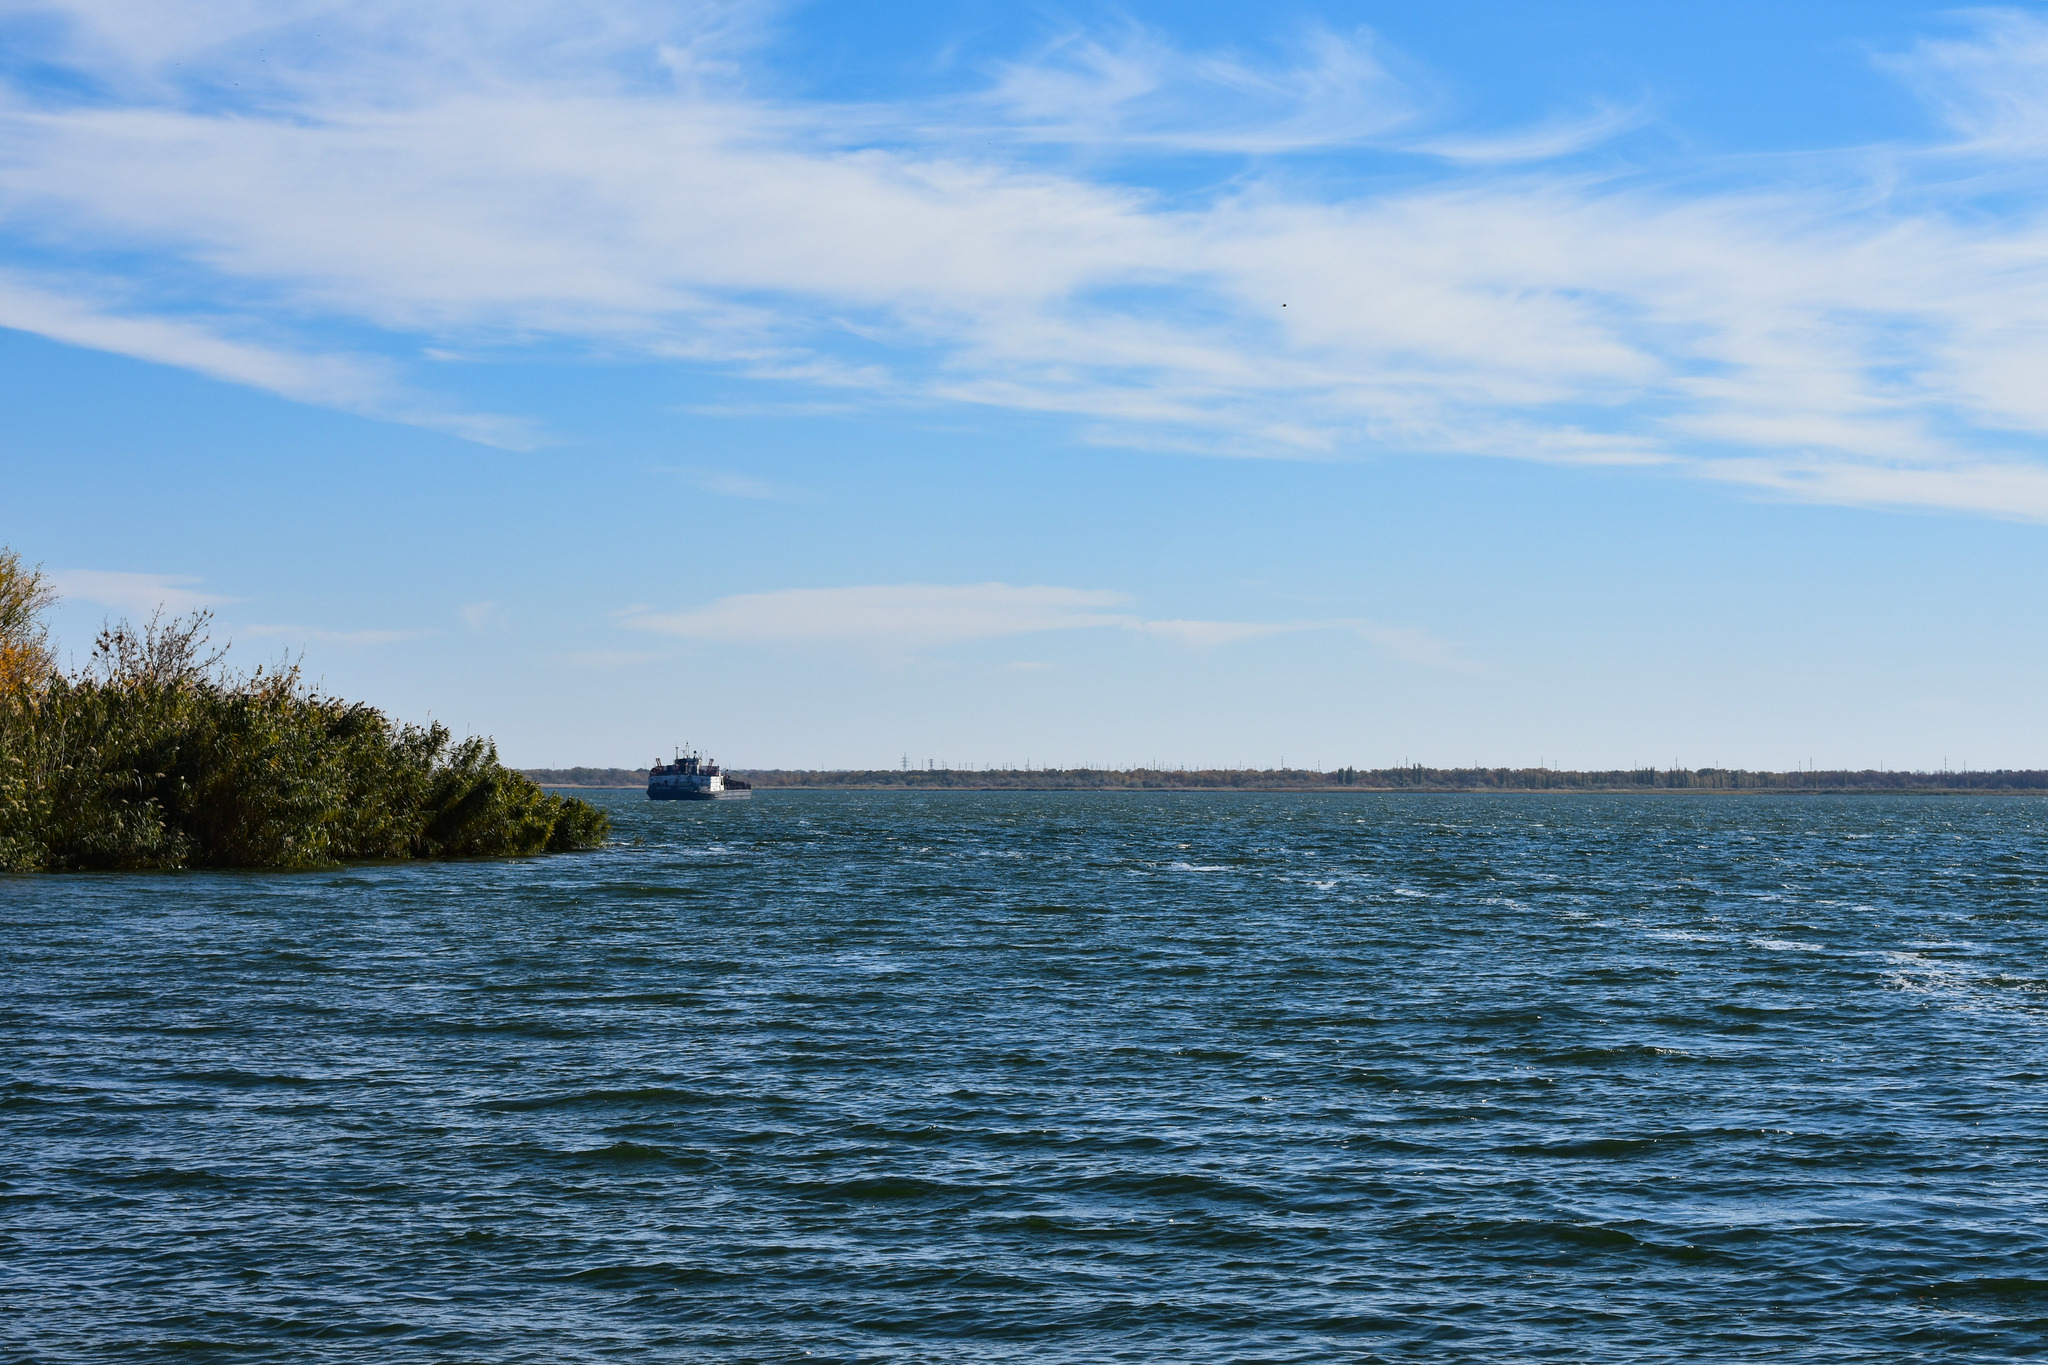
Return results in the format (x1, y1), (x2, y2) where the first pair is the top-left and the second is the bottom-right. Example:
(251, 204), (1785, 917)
(47, 569), (431, 649)
(240, 624), (431, 646)
(0, 272), (541, 447)
(1408, 99), (1652, 163)
(650, 465), (813, 500)
(620, 584), (1135, 646)
(51, 568), (231, 616)
(460, 601), (505, 632)
(1138, 617), (1476, 667)
(1877, 9), (2048, 150)
(618, 582), (1468, 666)
(965, 22), (1425, 153)
(4, 4), (2048, 516)
(557, 647), (667, 669)
(1133, 619), (1307, 648)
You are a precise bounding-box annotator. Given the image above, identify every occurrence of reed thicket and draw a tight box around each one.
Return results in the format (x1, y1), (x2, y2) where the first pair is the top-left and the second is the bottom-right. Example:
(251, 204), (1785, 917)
(0, 549), (607, 872)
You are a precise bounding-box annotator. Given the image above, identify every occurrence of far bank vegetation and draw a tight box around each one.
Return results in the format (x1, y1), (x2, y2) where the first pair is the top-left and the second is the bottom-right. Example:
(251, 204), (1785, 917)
(1, 549), (607, 872)
(523, 766), (2047, 794)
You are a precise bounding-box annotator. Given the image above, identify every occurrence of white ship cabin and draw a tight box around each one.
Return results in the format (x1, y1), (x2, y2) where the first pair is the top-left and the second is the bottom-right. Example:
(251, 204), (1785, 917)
(648, 748), (752, 795)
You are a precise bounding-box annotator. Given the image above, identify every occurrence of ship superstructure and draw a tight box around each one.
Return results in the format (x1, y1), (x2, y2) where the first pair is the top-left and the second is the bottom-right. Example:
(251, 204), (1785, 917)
(647, 747), (752, 801)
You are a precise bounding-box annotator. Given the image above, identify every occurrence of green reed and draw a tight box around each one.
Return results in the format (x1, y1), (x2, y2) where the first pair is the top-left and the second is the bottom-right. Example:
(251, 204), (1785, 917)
(0, 550), (607, 872)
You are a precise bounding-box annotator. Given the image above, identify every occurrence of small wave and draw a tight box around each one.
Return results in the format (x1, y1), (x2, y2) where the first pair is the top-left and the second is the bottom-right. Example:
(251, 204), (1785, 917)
(1536, 1045), (1703, 1067)
(1068, 1171), (1279, 1204)
(798, 1175), (985, 1203)
(997, 1214), (1155, 1242)
(564, 1262), (736, 1288)
(1398, 1214), (1707, 1257)
(477, 1086), (714, 1112)
(1505, 1133), (1690, 1158)
(592, 882), (712, 899)
(165, 1068), (328, 1088)
(107, 1166), (234, 1190)
(569, 1141), (675, 1163)
(1920, 1276), (2048, 1299)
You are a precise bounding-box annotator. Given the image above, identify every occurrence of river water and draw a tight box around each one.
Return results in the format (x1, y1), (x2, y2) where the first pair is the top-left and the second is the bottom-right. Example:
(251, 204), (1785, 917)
(7, 791), (2048, 1361)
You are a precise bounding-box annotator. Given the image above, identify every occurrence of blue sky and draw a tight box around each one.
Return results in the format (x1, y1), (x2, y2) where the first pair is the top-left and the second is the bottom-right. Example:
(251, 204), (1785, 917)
(5, 0), (2048, 770)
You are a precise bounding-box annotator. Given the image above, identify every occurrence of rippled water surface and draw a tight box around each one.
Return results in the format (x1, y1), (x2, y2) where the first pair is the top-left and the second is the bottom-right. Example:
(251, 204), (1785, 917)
(8, 792), (2048, 1361)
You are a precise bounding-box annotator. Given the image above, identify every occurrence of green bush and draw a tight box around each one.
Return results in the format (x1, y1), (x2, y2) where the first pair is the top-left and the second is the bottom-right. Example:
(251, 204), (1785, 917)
(0, 578), (608, 872)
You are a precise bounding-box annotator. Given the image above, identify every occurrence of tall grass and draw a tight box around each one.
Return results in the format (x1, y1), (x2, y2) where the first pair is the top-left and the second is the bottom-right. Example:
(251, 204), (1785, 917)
(0, 550), (607, 872)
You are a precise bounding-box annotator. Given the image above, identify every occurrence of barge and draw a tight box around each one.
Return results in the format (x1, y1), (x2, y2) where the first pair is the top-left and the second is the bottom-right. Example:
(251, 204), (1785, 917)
(647, 748), (752, 801)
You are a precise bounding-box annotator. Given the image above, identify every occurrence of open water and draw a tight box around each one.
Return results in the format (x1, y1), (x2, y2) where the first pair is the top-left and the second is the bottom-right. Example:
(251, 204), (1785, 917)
(6, 791), (2048, 1361)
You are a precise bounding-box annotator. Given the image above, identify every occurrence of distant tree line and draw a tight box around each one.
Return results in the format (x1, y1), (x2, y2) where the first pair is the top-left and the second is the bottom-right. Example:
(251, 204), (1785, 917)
(523, 767), (652, 787)
(523, 764), (2048, 793)
(1, 549), (609, 872)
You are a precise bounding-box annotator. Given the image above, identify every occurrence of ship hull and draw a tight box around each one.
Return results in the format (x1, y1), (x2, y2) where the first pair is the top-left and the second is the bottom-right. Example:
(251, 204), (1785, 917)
(647, 787), (751, 801)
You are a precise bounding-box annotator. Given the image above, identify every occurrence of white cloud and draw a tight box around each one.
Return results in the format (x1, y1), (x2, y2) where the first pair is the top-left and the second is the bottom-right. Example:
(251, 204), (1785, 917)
(0, 271), (539, 447)
(1879, 11), (2048, 150)
(621, 583), (1136, 646)
(620, 582), (1468, 666)
(1137, 615), (1474, 666)
(970, 23), (1423, 154)
(697, 471), (783, 499)
(51, 568), (230, 615)
(653, 466), (810, 500)
(1695, 455), (2048, 521)
(240, 624), (431, 646)
(1346, 621), (1478, 671)
(1408, 100), (1651, 163)
(1135, 619), (1310, 648)
(0, 273), (371, 406)
(558, 647), (666, 668)
(2, 5), (2048, 514)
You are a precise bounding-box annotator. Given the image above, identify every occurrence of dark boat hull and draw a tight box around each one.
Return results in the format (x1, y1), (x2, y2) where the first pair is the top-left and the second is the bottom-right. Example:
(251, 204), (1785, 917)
(647, 787), (751, 801)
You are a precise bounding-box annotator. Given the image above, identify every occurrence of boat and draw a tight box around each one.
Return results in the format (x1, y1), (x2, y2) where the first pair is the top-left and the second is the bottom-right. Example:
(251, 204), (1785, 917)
(647, 747), (752, 801)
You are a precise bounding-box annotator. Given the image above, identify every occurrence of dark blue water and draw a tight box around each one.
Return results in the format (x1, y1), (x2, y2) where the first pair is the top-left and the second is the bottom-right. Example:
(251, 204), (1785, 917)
(7, 792), (2048, 1361)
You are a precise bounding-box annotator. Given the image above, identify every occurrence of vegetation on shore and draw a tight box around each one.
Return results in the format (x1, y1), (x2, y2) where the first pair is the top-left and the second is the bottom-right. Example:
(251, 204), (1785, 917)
(524, 764), (2048, 794)
(1, 550), (608, 872)
(524, 766), (654, 788)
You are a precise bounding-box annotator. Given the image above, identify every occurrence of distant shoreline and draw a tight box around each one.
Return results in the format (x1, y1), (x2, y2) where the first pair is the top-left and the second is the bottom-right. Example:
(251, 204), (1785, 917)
(522, 765), (2048, 795)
